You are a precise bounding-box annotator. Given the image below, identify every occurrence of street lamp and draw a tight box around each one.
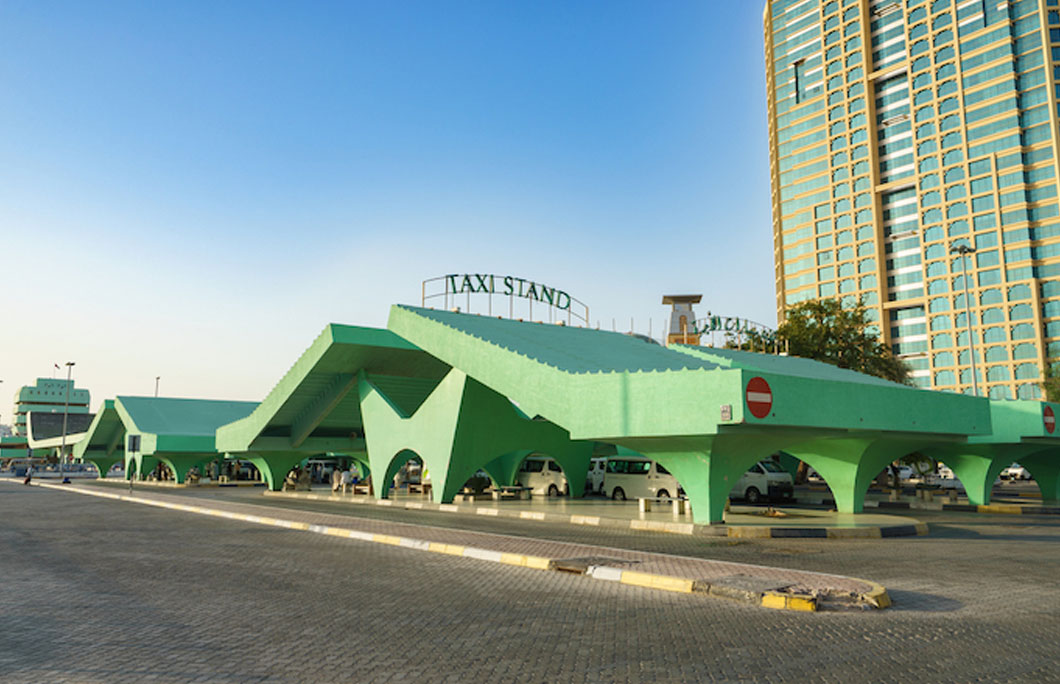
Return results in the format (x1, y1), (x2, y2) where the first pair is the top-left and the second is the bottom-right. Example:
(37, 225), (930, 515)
(59, 362), (75, 481)
(950, 244), (980, 396)
(155, 376), (160, 397)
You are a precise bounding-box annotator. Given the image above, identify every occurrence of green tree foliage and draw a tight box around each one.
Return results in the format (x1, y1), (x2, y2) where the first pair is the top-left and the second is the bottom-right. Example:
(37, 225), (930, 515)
(1041, 362), (1060, 402)
(776, 298), (912, 385)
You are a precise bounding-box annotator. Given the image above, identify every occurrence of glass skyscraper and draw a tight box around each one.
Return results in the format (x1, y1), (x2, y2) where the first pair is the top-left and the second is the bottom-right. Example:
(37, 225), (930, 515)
(765, 0), (1060, 399)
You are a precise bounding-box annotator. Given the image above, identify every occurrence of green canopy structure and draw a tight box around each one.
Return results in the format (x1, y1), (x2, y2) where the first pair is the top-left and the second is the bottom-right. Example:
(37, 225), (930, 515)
(80, 305), (1060, 525)
(75, 396), (258, 483)
(387, 305), (991, 523)
(926, 400), (1060, 505)
(216, 323), (591, 498)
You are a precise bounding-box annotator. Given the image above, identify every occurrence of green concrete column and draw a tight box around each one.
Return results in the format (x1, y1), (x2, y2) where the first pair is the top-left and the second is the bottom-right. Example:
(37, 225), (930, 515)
(245, 453), (307, 491)
(85, 456), (121, 479)
(786, 438), (924, 514)
(1020, 451), (1060, 504)
(942, 452), (1007, 506)
(359, 369), (592, 505)
(630, 435), (782, 525)
(158, 454), (212, 484)
(125, 454), (160, 481)
(482, 450), (534, 490)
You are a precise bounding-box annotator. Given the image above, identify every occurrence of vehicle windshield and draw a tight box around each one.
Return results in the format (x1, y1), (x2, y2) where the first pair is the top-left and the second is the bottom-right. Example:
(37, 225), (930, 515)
(759, 461), (785, 473)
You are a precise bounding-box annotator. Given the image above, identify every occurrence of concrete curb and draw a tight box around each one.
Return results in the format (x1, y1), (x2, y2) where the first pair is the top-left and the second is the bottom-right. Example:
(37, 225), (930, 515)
(256, 490), (925, 539)
(864, 499), (1060, 516)
(9, 480), (891, 612)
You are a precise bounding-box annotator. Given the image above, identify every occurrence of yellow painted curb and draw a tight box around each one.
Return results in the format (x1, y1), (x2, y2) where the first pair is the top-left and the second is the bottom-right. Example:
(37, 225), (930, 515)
(761, 592), (817, 611)
(620, 571), (694, 594)
(861, 582), (891, 609)
(372, 534), (403, 546)
(428, 542), (466, 556)
(499, 553), (550, 570)
(978, 504), (1023, 514)
(727, 526), (772, 539)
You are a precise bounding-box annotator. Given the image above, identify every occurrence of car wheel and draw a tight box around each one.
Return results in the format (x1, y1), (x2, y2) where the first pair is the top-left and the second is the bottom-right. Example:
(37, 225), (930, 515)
(612, 487), (626, 501)
(745, 487), (761, 504)
(548, 484), (560, 497)
(657, 489), (670, 500)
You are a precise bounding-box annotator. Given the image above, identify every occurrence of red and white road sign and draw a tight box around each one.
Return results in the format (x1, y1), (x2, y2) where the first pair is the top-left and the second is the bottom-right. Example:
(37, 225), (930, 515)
(1045, 405), (1055, 434)
(746, 377), (773, 419)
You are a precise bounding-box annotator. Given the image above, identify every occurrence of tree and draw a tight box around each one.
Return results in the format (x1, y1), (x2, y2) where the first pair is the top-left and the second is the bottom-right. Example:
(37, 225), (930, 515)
(775, 298), (913, 485)
(776, 298), (912, 385)
(1042, 362), (1060, 402)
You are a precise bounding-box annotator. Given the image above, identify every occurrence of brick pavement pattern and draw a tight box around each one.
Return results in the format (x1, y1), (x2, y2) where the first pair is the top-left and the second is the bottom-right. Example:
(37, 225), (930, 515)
(3, 484), (1059, 683)
(51, 483), (872, 597)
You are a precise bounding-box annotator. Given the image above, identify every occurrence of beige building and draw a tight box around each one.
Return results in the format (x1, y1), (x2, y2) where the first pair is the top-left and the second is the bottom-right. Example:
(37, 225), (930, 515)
(765, 0), (1060, 399)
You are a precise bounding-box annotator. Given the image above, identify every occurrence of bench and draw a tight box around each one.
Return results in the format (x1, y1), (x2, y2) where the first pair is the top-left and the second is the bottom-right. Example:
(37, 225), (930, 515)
(638, 496), (689, 516)
(407, 482), (432, 496)
(492, 486), (532, 501)
(352, 483), (372, 496)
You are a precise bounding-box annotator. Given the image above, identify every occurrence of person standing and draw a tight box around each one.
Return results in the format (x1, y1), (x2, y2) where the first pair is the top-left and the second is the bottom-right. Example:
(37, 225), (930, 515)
(340, 467), (353, 494)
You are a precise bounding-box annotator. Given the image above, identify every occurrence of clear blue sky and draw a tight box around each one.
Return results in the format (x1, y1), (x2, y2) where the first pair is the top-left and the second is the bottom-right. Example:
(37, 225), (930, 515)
(0, 0), (774, 407)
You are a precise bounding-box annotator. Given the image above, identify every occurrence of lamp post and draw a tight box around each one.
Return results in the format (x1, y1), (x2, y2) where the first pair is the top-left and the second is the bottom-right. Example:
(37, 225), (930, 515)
(59, 362), (75, 481)
(950, 245), (979, 396)
(155, 376), (160, 397)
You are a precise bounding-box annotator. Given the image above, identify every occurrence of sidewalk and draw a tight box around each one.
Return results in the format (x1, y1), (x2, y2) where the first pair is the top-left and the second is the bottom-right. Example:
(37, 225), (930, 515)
(253, 487), (928, 539)
(795, 483), (1060, 516)
(9, 479), (890, 612)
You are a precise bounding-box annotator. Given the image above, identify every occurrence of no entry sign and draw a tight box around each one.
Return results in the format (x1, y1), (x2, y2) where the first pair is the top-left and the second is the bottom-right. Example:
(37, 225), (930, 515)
(1045, 405), (1055, 434)
(746, 377), (773, 419)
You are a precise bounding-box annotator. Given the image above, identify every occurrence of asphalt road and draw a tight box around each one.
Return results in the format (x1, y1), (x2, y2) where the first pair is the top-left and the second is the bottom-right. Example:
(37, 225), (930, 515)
(2, 484), (1058, 683)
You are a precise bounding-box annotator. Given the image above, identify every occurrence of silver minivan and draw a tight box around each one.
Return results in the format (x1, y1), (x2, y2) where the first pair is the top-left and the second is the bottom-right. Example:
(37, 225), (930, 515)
(515, 455), (569, 497)
(585, 457), (606, 494)
(603, 456), (681, 501)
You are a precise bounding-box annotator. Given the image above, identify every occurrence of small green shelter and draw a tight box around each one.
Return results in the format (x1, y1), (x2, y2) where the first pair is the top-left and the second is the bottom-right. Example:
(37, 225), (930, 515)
(75, 396), (258, 482)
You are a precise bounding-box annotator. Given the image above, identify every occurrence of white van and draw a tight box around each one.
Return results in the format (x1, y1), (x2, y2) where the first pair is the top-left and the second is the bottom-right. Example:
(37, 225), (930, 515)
(730, 461), (794, 504)
(603, 456), (681, 501)
(515, 455), (568, 497)
(586, 457), (606, 494)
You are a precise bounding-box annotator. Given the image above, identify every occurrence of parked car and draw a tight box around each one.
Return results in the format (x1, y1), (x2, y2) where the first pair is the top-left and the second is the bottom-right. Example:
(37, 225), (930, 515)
(585, 457), (606, 494)
(1000, 463), (1031, 481)
(894, 465), (915, 481)
(516, 455), (568, 496)
(603, 456), (681, 501)
(731, 461), (794, 504)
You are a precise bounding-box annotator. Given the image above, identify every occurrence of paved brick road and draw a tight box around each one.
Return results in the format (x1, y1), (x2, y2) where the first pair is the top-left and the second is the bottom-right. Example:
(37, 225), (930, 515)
(2, 484), (1058, 683)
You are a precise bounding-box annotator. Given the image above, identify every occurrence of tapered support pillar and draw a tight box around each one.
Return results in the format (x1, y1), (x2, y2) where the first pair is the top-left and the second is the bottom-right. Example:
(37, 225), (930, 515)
(1020, 451), (1060, 504)
(359, 369), (592, 504)
(245, 453), (307, 491)
(159, 454), (212, 484)
(628, 435), (787, 524)
(84, 456), (121, 479)
(943, 452), (1007, 506)
(786, 438), (923, 514)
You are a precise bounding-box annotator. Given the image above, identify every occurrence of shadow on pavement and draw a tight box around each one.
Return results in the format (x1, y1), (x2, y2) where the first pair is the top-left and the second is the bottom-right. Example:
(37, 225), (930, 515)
(885, 590), (963, 613)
